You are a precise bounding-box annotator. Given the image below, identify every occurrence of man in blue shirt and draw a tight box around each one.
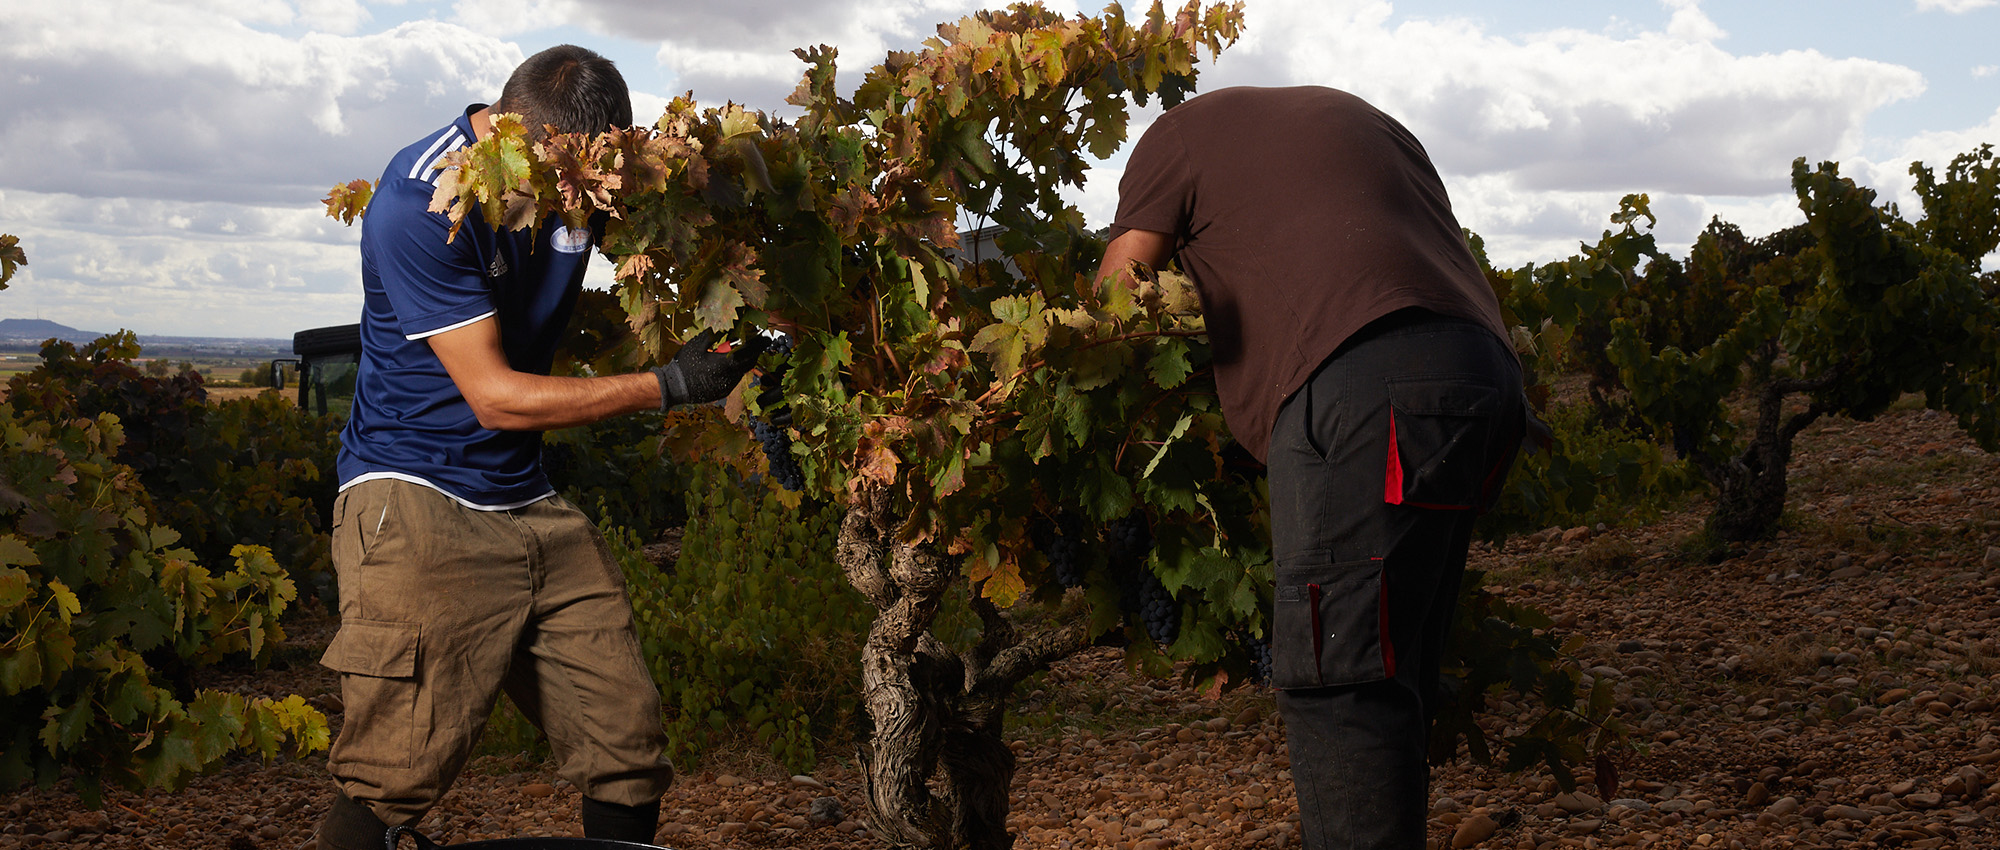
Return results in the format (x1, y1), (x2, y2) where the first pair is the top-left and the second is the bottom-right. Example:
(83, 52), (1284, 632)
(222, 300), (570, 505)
(312, 45), (764, 850)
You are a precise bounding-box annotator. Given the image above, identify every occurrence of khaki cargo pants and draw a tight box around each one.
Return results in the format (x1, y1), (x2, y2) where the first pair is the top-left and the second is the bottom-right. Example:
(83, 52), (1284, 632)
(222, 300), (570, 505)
(321, 479), (673, 826)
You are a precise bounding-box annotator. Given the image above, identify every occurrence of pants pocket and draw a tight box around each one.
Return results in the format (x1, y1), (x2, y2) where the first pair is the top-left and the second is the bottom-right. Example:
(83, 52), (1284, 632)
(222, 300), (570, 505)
(1272, 555), (1393, 689)
(1382, 376), (1502, 511)
(321, 618), (422, 769)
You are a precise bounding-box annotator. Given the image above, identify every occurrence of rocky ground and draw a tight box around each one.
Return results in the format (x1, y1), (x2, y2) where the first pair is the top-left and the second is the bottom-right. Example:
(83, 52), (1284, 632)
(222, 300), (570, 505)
(4, 402), (1999, 850)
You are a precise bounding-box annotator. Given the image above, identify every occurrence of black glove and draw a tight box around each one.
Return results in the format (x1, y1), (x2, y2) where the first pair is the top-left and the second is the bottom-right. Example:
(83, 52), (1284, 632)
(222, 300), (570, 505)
(651, 331), (771, 409)
(755, 384), (792, 426)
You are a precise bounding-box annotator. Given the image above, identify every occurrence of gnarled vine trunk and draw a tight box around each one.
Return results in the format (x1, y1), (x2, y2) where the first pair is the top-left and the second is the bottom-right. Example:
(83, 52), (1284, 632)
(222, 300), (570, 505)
(836, 487), (1092, 850)
(1697, 374), (1835, 542)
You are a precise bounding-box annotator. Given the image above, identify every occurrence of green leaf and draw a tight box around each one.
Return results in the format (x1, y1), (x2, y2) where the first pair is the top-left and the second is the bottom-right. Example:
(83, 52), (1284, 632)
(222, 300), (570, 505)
(1140, 414), (1194, 480)
(1146, 338), (1194, 388)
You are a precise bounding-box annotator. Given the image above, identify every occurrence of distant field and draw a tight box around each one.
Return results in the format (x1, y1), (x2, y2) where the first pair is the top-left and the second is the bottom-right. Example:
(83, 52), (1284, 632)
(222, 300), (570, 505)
(208, 386), (285, 402)
(0, 345), (300, 404)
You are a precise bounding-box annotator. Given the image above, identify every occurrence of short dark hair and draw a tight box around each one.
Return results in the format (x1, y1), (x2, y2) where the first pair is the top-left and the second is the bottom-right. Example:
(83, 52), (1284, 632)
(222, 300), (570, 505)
(494, 45), (633, 141)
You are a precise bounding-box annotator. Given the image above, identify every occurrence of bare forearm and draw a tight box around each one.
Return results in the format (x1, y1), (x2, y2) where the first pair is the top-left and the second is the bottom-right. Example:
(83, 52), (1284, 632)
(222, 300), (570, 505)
(464, 371), (660, 431)
(1096, 229), (1176, 283)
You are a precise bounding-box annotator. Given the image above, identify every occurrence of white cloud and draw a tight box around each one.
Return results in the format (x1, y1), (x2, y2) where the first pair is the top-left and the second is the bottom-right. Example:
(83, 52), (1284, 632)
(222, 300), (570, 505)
(0, 3), (520, 206)
(0, 0), (528, 336)
(1975, 64), (1998, 78)
(1662, 0), (1726, 42)
(0, 190), (365, 337)
(1209, 0), (1924, 198)
(1915, 0), (1997, 12)
(1855, 106), (2000, 212)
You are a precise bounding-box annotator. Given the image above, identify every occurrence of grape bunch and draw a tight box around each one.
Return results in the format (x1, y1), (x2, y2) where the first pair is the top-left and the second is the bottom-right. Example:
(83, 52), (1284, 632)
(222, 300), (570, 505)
(1028, 513), (1086, 589)
(752, 418), (804, 491)
(1238, 632), (1273, 685)
(1136, 572), (1178, 645)
(1105, 512), (1177, 645)
(751, 334), (804, 492)
(1105, 512), (1153, 570)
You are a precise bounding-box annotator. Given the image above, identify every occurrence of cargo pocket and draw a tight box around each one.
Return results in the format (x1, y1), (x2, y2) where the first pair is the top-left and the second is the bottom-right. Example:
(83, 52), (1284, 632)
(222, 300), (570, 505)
(320, 619), (421, 768)
(1271, 555), (1394, 689)
(1382, 377), (1501, 511)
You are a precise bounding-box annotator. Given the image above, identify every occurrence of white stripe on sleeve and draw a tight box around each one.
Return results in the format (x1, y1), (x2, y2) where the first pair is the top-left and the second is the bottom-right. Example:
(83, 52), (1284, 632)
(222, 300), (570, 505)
(408, 129), (465, 180)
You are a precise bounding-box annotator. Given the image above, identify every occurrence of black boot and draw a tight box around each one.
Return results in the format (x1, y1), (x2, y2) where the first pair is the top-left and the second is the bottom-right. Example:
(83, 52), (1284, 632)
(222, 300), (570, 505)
(580, 796), (660, 845)
(313, 793), (392, 850)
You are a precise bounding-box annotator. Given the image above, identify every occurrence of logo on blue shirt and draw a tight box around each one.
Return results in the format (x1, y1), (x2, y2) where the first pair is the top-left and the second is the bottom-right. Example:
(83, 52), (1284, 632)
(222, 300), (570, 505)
(551, 226), (592, 254)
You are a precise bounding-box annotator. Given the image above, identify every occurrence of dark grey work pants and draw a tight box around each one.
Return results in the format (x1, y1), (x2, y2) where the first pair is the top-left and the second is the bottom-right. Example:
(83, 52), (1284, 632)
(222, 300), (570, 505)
(1266, 309), (1523, 850)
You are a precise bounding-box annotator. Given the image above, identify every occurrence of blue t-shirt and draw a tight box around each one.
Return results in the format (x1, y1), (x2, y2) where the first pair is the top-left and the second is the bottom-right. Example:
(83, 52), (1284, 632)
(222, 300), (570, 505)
(337, 105), (594, 509)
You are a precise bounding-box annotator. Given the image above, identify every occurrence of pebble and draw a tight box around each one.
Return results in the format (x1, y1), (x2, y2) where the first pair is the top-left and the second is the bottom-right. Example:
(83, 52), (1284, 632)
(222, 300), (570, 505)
(1451, 814), (1500, 848)
(1553, 792), (1602, 814)
(809, 797), (845, 824)
(521, 783), (556, 798)
(1768, 797), (1800, 817)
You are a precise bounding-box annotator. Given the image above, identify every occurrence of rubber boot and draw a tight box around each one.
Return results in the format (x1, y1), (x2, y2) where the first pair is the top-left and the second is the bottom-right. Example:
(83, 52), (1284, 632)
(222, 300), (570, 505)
(312, 792), (392, 850)
(581, 796), (660, 845)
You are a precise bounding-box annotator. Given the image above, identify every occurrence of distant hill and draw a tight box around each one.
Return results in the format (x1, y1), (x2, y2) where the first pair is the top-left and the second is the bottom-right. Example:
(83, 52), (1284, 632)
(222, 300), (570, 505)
(0, 319), (290, 356)
(0, 318), (102, 344)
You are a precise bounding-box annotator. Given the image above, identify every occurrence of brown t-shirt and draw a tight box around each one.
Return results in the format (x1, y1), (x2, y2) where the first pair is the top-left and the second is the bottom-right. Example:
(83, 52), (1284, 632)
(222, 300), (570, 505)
(1111, 86), (1508, 462)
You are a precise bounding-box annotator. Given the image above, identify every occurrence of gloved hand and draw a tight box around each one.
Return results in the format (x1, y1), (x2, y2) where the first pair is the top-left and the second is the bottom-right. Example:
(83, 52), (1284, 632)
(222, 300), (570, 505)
(752, 332), (796, 426)
(651, 331), (771, 410)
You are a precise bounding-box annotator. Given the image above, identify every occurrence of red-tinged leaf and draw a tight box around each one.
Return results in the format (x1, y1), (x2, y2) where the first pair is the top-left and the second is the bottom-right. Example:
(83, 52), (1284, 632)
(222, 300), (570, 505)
(1200, 671), (1228, 701)
(615, 253), (655, 284)
(827, 184), (877, 238)
(718, 243), (769, 308)
(915, 345), (970, 375)
(16, 510), (58, 540)
(1594, 751), (1620, 800)
(854, 419), (910, 488)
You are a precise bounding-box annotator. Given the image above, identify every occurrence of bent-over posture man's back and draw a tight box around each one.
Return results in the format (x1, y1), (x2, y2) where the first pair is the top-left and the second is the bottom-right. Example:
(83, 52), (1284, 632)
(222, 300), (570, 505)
(1101, 85), (1526, 850)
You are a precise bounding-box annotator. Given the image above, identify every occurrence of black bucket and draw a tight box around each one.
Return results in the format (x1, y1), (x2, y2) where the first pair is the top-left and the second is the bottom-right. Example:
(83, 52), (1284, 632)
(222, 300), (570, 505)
(385, 825), (670, 849)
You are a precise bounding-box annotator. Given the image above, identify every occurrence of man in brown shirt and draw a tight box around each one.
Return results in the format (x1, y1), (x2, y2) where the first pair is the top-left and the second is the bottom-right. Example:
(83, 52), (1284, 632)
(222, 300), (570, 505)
(1101, 86), (1524, 849)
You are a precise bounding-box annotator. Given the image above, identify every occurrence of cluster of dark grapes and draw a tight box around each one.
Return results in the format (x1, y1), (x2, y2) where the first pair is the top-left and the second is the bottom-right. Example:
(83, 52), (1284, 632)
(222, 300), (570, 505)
(752, 334), (804, 492)
(1136, 573), (1178, 645)
(1238, 632), (1273, 685)
(1105, 512), (1179, 645)
(1028, 513), (1086, 589)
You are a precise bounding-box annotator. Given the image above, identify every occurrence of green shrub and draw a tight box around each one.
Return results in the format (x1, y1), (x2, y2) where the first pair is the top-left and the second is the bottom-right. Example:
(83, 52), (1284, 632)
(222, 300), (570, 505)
(5, 334), (337, 597)
(609, 463), (867, 773)
(1480, 399), (1700, 541)
(543, 412), (686, 542)
(0, 404), (326, 803)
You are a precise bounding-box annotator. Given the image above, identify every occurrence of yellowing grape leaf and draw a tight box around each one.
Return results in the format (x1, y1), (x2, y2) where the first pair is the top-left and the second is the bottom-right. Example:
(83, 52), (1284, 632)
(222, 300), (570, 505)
(320, 180), (375, 225)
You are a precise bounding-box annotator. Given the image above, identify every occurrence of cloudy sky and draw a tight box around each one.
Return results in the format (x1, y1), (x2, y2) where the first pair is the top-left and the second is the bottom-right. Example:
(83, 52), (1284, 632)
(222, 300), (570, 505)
(2, 0), (1996, 339)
